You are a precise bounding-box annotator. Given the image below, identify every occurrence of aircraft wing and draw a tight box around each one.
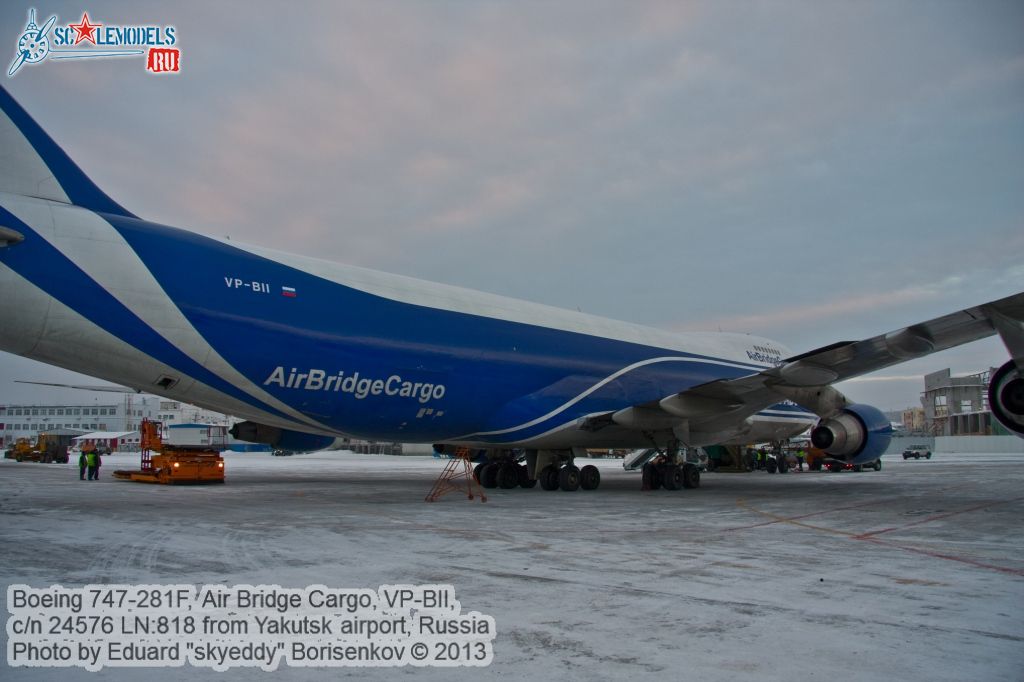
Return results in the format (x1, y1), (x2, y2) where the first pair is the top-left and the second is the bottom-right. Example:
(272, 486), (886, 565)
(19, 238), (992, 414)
(15, 380), (142, 394)
(578, 290), (1024, 446)
(665, 290), (1024, 421)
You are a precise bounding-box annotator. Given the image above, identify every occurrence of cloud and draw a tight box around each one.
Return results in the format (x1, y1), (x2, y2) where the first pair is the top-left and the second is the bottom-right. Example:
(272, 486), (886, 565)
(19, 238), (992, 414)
(669, 275), (971, 335)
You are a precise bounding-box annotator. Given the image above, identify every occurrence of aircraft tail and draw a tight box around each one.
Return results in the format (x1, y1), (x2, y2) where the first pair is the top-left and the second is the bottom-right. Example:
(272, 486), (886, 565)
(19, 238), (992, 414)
(0, 85), (135, 218)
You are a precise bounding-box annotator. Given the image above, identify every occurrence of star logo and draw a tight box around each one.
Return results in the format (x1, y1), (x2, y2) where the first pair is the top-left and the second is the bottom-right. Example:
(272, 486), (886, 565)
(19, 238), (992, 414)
(68, 12), (101, 46)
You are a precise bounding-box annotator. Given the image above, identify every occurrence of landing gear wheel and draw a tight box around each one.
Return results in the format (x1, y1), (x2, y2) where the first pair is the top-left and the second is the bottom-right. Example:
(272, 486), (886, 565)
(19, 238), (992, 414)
(766, 458), (777, 474)
(580, 464), (601, 490)
(518, 464), (537, 488)
(558, 465), (581, 492)
(778, 458), (789, 473)
(643, 462), (662, 490)
(479, 463), (500, 488)
(473, 462), (486, 483)
(682, 464), (701, 489)
(662, 464), (683, 490)
(539, 466), (560, 491)
(496, 463), (520, 489)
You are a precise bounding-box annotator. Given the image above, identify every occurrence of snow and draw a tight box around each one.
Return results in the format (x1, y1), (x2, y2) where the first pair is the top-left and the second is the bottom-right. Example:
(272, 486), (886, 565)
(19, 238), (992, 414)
(2, 451), (1022, 681)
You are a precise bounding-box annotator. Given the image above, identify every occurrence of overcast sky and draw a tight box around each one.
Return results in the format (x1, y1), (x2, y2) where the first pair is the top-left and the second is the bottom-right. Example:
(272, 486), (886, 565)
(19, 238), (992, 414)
(2, 1), (1022, 412)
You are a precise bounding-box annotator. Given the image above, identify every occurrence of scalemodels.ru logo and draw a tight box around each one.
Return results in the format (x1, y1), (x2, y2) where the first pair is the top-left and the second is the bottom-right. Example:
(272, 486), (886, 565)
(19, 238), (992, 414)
(8, 8), (180, 77)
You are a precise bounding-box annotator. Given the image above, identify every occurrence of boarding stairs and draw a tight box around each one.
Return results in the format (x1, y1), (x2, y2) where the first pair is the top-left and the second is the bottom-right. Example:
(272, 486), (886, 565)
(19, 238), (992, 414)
(425, 447), (487, 503)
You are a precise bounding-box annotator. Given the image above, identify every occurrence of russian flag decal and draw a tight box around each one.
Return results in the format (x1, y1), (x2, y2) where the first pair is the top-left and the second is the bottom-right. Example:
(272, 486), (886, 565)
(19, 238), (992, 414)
(281, 286), (297, 298)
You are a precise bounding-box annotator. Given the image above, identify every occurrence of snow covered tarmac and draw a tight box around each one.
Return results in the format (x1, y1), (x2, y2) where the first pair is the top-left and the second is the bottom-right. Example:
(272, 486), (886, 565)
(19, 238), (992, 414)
(2, 451), (1022, 681)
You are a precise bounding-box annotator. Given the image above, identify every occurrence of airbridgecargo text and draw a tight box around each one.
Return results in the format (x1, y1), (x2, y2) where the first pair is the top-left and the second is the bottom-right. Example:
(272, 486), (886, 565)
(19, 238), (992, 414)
(264, 367), (446, 404)
(6, 584), (494, 671)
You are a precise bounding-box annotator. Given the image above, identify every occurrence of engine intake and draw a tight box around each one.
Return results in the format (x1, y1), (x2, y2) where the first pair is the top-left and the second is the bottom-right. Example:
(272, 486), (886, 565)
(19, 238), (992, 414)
(810, 403), (892, 464)
(989, 361), (1024, 437)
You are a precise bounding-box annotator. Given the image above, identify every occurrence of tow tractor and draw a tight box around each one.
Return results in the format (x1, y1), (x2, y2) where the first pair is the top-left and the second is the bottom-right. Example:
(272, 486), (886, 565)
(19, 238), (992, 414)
(113, 419), (225, 484)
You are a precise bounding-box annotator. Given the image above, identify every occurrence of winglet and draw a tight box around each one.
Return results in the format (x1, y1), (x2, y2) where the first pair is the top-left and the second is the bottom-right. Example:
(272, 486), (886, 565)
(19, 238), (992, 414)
(0, 85), (136, 218)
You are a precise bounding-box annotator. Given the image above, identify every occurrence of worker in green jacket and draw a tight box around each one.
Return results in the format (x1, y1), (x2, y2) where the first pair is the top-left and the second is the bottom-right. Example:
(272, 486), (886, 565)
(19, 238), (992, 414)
(86, 448), (100, 480)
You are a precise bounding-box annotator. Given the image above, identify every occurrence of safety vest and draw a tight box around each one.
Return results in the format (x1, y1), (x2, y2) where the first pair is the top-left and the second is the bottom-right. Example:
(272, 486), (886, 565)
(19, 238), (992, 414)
(86, 452), (97, 467)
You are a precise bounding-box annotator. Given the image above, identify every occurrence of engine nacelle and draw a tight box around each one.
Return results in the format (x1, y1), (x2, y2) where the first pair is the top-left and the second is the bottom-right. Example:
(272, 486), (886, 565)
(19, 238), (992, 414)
(810, 403), (892, 464)
(989, 361), (1024, 437)
(230, 421), (338, 452)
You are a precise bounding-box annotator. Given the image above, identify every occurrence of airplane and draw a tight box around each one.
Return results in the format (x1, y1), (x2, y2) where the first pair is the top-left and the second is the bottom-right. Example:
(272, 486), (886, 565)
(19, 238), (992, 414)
(0, 85), (1022, 492)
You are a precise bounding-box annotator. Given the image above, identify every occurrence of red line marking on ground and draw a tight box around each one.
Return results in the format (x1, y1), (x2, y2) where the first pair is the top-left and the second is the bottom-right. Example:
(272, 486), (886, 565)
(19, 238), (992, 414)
(858, 536), (1024, 577)
(734, 494), (1024, 577)
(853, 496), (1024, 540)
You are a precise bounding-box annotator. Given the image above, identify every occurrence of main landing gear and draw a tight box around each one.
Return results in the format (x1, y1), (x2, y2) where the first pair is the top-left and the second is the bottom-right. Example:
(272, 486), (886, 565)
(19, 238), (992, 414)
(474, 460), (537, 490)
(640, 439), (700, 491)
(641, 460), (700, 490)
(470, 448), (602, 492)
(536, 462), (601, 492)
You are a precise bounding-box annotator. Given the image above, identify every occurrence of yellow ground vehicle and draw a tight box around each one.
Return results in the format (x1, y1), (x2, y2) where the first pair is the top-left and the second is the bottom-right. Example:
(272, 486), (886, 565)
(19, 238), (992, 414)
(113, 420), (224, 484)
(4, 434), (71, 463)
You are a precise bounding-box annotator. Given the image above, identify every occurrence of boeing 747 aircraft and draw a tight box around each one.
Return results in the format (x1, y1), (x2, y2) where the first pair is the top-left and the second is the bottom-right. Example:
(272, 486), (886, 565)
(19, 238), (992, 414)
(1, 86), (1021, 491)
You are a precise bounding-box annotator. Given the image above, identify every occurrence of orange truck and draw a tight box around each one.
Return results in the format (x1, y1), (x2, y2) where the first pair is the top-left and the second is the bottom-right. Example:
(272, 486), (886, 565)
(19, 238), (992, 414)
(113, 420), (224, 484)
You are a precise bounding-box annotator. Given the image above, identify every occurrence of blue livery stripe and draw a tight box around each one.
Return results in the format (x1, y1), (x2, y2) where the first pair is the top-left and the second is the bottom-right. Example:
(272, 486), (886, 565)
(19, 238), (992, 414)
(0, 86), (135, 218)
(0, 206), (299, 424)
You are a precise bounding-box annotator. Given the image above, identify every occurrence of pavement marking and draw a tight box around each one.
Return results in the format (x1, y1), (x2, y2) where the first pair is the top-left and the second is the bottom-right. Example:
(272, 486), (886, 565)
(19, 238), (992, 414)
(735, 497), (1024, 577)
(852, 496), (1024, 539)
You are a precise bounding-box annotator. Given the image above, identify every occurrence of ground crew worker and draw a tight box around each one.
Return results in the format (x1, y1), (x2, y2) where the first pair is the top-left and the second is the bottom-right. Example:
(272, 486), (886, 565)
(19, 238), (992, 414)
(642, 453), (667, 490)
(78, 449), (87, 480)
(758, 448), (767, 470)
(796, 448), (806, 471)
(86, 447), (99, 480)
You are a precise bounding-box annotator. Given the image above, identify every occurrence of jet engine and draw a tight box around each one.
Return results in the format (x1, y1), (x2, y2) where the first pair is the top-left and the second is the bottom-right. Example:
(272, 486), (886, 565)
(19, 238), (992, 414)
(989, 361), (1024, 437)
(810, 403), (892, 464)
(230, 421), (338, 452)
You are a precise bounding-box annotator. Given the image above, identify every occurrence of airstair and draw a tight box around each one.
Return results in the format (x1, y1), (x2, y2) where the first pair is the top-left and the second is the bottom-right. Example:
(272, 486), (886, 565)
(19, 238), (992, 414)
(622, 448), (659, 471)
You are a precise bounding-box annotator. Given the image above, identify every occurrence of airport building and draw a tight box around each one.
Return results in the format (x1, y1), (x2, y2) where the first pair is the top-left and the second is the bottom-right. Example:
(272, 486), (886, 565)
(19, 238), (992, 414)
(0, 396), (161, 447)
(901, 407), (927, 433)
(922, 367), (1008, 437)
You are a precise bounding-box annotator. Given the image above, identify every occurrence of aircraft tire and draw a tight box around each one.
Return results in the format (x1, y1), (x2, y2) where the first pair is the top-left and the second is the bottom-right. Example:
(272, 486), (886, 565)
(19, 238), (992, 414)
(682, 464), (700, 489)
(766, 459), (777, 474)
(580, 464), (601, 490)
(473, 463), (486, 483)
(539, 466), (560, 491)
(479, 463), (500, 489)
(518, 464), (537, 488)
(496, 463), (519, 489)
(662, 464), (682, 490)
(558, 465), (581, 492)
(646, 464), (662, 490)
